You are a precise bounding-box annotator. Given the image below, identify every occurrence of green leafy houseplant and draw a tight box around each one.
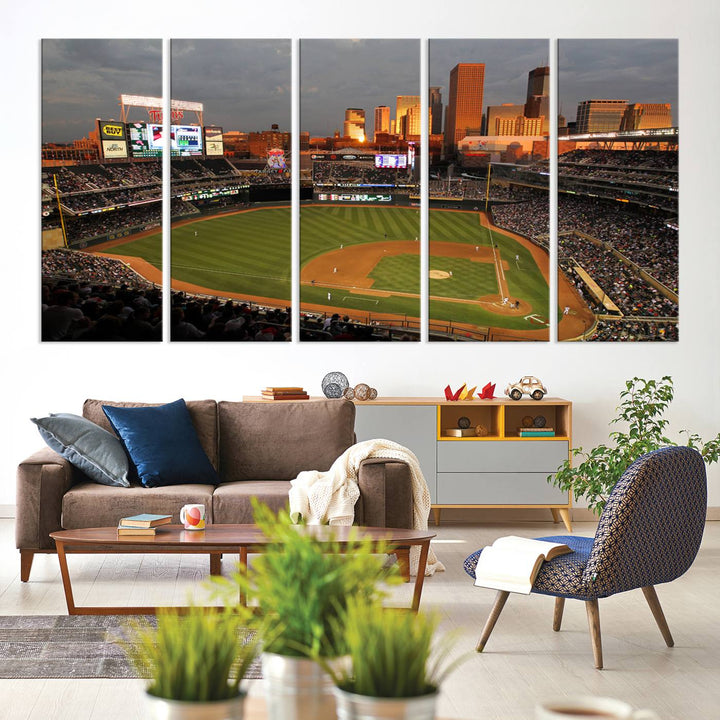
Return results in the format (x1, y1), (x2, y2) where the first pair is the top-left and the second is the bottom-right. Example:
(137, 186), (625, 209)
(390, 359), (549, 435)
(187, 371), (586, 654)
(550, 376), (720, 515)
(323, 598), (464, 699)
(213, 499), (399, 659)
(122, 604), (261, 702)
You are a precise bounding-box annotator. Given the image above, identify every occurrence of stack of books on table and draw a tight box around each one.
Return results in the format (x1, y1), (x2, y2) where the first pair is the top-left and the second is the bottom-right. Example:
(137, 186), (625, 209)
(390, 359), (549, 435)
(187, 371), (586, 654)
(117, 513), (172, 536)
(517, 427), (555, 437)
(261, 387), (310, 400)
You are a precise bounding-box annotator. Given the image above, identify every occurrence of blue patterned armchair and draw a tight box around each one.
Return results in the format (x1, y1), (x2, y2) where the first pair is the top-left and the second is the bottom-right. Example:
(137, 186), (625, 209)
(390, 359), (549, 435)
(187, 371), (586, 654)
(464, 446), (707, 669)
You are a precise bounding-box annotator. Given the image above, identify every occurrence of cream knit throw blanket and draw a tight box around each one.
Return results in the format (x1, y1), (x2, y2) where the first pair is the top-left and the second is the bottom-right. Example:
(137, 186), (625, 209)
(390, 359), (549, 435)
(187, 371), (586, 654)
(289, 438), (444, 576)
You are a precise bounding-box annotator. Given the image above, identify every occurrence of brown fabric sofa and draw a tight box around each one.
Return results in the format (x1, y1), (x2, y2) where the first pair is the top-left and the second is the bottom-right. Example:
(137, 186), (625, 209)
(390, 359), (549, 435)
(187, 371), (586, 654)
(16, 398), (413, 581)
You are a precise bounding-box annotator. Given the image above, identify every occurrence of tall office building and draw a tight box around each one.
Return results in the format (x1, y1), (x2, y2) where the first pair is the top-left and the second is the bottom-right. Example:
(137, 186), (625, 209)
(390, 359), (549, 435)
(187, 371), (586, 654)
(525, 66), (550, 134)
(620, 103), (673, 131)
(396, 95), (420, 139)
(374, 106), (390, 140)
(343, 108), (366, 141)
(444, 63), (485, 156)
(486, 103), (526, 135)
(429, 86), (443, 135)
(575, 99), (628, 133)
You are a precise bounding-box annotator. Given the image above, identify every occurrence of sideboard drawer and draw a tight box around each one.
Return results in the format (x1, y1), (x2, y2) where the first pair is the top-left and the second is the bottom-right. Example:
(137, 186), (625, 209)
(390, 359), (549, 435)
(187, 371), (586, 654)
(437, 440), (568, 473)
(436, 472), (568, 505)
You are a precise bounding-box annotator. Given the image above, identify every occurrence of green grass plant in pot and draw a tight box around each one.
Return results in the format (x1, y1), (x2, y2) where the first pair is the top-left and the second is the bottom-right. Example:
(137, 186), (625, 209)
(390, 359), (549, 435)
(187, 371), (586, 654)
(213, 500), (399, 720)
(549, 376), (720, 515)
(322, 598), (465, 720)
(122, 604), (261, 720)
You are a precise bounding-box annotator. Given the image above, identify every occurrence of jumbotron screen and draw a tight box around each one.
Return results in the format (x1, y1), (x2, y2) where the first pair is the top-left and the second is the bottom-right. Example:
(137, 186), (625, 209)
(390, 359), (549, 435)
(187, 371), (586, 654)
(128, 122), (163, 158)
(374, 154), (407, 169)
(172, 125), (203, 156)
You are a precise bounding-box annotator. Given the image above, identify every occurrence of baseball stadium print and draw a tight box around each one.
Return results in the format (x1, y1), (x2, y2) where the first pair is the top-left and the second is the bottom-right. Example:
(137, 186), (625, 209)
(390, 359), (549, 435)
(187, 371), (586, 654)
(428, 39), (551, 342)
(41, 40), (164, 341)
(169, 39), (291, 342)
(557, 39), (678, 342)
(299, 39), (422, 341)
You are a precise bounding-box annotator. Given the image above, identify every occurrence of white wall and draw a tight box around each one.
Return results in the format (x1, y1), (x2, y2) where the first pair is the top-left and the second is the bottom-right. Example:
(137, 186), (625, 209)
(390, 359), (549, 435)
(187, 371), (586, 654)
(1, 0), (718, 510)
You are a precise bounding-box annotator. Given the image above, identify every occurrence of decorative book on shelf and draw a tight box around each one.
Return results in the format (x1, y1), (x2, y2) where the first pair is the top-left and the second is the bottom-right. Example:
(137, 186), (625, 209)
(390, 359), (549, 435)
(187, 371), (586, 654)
(473, 536), (572, 594)
(119, 513), (172, 528)
(261, 387), (310, 400)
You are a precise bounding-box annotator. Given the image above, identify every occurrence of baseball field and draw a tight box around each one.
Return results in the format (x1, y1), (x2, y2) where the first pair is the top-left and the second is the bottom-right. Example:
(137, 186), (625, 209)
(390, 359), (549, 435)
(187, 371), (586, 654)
(92, 204), (593, 339)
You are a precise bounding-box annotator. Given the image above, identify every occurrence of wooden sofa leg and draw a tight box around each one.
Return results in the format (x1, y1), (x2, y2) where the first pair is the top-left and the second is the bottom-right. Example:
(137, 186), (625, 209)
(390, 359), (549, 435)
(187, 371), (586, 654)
(553, 597), (565, 631)
(476, 590), (510, 652)
(20, 550), (35, 582)
(585, 598), (603, 669)
(642, 585), (674, 647)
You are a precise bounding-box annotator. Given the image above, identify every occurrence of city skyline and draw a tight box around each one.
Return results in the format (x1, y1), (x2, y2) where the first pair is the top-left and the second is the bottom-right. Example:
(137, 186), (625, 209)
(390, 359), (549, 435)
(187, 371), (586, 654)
(559, 39), (678, 124)
(301, 39), (420, 138)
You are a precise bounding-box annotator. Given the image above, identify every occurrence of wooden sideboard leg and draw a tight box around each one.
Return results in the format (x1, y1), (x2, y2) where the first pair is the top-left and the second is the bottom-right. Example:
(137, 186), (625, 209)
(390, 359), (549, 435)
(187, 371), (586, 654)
(20, 550), (35, 582)
(432, 507), (441, 525)
(558, 508), (573, 533)
(550, 508), (561, 524)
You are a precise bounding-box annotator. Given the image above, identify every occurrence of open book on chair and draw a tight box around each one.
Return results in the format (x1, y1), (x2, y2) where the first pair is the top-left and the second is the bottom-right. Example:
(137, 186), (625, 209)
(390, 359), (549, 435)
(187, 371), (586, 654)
(474, 536), (572, 595)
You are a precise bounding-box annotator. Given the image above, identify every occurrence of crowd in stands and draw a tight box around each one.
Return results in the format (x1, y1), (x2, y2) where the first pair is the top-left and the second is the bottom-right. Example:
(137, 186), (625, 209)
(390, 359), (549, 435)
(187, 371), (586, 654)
(171, 294), (290, 341)
(558, 195), (678, 292)
(313, 162), (413, 186)
(42, 250), (162, 341)
(559, 235), (677, 318)
(587, 318), (678, 342)
(61, 204), (161, 244)
(491, 196), (549, 243)
(299, 313), (412, 341)
(559, 149), (677, 171)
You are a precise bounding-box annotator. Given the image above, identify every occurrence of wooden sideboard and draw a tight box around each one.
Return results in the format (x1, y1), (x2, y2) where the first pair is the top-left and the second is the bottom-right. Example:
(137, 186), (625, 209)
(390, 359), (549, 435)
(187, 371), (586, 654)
(352, 397), (572, 531)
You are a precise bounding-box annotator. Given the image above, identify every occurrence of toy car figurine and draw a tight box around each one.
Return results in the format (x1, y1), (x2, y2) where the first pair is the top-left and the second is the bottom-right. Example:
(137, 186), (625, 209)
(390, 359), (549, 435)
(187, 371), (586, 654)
(505, 376), (547, 401)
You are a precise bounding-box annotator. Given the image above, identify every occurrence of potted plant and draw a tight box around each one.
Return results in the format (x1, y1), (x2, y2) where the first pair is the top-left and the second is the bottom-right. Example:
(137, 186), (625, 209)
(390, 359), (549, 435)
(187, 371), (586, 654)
(215, 500), (398, 720)
(322, 597), (465, 720)
(550, 376), (720, 515)
(122, 604), (261, 720)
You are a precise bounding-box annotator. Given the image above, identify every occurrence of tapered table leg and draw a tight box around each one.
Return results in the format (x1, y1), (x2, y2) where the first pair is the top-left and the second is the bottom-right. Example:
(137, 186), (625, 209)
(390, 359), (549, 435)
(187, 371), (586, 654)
(476, 591), (510, 652)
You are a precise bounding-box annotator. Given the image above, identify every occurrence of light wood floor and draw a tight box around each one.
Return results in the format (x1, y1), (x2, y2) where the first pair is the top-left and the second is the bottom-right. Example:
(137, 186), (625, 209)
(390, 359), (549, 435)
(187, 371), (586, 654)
(1, 517), (719, 720)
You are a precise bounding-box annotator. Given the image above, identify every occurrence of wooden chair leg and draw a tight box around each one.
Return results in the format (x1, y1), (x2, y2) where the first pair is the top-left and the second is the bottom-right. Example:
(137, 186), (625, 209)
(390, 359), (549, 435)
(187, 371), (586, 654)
(20, 550), (35, 582)
(553, 597), (565, 631)
(585, 598), (603, 669)
(642, 585), (674, 647)
(476, 591), (510, 652)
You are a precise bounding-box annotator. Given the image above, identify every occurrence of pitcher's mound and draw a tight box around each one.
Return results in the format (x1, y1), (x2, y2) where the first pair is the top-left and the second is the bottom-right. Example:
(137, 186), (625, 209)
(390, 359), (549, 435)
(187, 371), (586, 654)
(429, 270), (451, 279)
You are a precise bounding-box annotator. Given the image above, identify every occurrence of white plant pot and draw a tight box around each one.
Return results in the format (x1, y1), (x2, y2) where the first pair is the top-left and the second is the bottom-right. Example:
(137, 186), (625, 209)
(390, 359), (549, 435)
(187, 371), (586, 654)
(261, 652), (336, 720)
(144, 692), (245, 720)
(333, 686), (438, 720)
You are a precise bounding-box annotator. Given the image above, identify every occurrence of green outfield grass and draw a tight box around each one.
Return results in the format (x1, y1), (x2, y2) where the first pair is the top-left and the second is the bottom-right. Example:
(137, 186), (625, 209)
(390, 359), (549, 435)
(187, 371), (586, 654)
(106, 205), (549, 332)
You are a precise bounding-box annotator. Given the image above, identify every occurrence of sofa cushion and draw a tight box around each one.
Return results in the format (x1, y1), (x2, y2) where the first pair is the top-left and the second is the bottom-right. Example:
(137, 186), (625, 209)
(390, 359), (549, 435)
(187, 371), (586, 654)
(212, 481), (292, 524)
(61, 482), (215, 529)
(102, 399), (220, 488)
(218, 399), (355, 481)
(31, 413), (130, 487)
(83, 399), (219, 469)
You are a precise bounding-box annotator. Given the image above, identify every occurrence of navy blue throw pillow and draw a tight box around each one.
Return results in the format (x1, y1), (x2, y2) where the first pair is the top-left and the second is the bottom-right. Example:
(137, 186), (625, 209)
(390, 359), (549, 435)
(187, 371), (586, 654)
(102, 399), (219, 488)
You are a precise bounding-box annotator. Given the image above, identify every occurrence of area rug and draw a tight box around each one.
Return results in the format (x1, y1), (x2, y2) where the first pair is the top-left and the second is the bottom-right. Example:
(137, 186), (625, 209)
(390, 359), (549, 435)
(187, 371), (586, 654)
(0, 615), (262, 680)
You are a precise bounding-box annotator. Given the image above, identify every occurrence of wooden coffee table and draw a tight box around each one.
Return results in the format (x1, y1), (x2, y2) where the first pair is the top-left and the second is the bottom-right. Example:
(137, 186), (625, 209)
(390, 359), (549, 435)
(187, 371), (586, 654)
(49, 524), (435, 615)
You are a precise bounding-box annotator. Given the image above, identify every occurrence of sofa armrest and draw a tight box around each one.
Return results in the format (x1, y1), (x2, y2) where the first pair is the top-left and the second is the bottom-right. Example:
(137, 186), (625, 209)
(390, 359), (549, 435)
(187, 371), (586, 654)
(356, 457), (413, 529)
(16, 448), (77, 551)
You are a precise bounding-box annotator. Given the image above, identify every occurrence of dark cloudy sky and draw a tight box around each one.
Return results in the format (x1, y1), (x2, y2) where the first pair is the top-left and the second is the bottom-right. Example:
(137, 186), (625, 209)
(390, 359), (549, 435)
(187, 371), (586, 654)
(559, 39), (678, 124)
(300, 39), (419, 137)
(42, 39), (162, 144)
(171, 39), (291, 132)
(42, 37), (678, 144)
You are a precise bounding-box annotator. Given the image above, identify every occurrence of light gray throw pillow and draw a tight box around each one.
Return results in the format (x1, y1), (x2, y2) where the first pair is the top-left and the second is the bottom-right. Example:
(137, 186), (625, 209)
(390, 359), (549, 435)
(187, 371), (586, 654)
(31, 413), (130, 487)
